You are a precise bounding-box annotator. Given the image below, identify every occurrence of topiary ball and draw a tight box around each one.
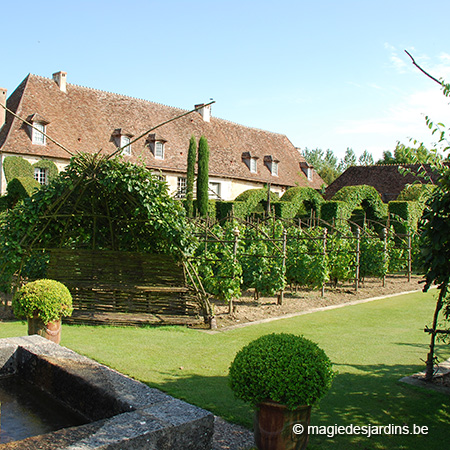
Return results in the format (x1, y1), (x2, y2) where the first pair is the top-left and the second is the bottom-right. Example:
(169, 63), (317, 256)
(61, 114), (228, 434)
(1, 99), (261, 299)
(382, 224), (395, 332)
(229, 333), (335, 410)
(12, 279), (73, 324)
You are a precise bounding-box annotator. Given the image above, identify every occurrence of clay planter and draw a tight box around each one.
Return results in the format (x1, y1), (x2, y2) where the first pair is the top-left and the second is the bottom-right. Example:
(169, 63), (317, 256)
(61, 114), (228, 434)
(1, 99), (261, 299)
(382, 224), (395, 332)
(254, 401), (311, 450)
(27, 316), (62, 344)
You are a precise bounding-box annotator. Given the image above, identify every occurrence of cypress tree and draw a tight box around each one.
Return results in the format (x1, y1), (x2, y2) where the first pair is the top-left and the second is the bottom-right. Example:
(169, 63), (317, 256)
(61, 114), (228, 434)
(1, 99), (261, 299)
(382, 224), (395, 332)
(196, 135), (210, 217)
(185, 135), (197, 217)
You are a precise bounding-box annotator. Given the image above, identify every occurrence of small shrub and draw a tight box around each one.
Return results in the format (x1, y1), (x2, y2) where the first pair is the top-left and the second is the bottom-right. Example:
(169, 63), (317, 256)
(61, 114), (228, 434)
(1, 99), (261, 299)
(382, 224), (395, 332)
(12, 279), (73, 323)
(229, 333), (335, 409)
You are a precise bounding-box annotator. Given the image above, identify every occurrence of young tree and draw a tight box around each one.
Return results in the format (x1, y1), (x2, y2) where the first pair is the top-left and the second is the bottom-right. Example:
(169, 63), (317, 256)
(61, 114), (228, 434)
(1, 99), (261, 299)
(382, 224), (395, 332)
(338, 148), (357, 172)
(358, 150), (374, 166)
(185, 135), (197, 217)
(302, 148), (341, 184)
(196, 135), (210, 217)
(405, 50), (450, 380)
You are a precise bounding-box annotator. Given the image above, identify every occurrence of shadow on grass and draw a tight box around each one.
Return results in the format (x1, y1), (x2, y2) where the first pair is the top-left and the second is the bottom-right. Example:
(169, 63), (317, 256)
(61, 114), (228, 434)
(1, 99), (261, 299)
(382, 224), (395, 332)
(153, 362), (449, 450)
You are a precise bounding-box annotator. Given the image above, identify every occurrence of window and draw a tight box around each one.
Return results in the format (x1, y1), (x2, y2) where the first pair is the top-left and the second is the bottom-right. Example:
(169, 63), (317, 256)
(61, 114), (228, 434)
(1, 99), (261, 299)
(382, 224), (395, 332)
(34, 167), (48, 185)
(250, 157), (257, 173)
(32, 123), (46, 145)
(271, 161), (279, 176)
(176, 177), (187, 198)
(121, 135), (131, 155)
(155, 142), (164, 159)
(208, 182), (221, 199)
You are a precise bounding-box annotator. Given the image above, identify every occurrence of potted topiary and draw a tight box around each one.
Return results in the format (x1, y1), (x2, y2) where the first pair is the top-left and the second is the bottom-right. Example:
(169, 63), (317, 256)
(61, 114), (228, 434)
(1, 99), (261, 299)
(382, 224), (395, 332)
(12, 279), (73, 344)
(229, 333), (335, 450)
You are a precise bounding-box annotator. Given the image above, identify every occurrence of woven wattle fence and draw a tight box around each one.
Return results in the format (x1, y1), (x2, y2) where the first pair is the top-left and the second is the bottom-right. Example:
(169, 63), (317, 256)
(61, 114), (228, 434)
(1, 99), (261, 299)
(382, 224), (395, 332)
(46, 249), (204, 326)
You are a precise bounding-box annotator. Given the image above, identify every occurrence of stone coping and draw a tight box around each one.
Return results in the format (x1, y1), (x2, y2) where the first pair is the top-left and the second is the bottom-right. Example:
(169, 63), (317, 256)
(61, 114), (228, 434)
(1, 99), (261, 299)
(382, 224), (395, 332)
(0, 335), (214, 449)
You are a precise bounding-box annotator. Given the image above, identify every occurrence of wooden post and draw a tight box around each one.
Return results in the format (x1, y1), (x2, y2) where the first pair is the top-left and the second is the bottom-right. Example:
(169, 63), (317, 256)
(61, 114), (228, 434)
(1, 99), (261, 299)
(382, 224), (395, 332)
(277, 229), (287, 305)
(229, 226), (240, 314)
(407, 231), (412, 283)
(382, 227), (387, 287)
(355, 228), (360, 292)
(321, 228), (328, 297)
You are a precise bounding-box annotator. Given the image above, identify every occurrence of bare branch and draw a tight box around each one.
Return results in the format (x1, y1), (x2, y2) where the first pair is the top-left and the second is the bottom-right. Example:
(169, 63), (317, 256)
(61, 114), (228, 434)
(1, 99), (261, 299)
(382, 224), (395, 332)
(404, 50), (442, 85)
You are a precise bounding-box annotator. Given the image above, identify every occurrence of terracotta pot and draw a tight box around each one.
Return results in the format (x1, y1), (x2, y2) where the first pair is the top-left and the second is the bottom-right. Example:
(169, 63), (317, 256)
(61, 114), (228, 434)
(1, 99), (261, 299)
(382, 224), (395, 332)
(27, 316), (62, 344)
(254, 401), (311, 450)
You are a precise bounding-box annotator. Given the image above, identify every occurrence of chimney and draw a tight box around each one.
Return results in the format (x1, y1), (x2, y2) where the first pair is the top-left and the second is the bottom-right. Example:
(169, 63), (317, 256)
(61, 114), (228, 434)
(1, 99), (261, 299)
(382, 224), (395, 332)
(0, 88), (6, 129)
(52, 71), (67, 92)
(195, 103), (211, 122)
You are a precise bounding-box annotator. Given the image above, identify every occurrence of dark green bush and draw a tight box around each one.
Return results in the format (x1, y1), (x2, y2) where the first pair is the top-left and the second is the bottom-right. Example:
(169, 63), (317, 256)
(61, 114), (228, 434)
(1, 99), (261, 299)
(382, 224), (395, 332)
(320, 201), (352, 227)
(7, 177), (41, 205)
(12, 279), (73, 323)
(388, 201), (424, 234)
(3, 156), (33, 182)
(229, 333), (335, 409)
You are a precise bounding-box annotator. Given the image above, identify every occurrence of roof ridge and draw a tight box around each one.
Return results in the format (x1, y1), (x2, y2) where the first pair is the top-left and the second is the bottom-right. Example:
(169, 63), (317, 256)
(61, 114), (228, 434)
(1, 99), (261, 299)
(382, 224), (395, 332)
(29, 73), (188, 114)
(28, 73), (288, 139)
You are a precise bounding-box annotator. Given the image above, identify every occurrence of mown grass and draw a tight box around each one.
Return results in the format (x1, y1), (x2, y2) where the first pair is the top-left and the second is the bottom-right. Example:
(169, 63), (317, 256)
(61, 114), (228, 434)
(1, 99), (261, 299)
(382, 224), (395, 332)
(1, 290), (449, 449)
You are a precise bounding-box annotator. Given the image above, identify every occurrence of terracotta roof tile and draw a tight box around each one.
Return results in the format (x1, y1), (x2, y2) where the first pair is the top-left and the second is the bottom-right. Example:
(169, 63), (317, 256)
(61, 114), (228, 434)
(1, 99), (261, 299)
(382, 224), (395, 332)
(1, 73), (324, 189)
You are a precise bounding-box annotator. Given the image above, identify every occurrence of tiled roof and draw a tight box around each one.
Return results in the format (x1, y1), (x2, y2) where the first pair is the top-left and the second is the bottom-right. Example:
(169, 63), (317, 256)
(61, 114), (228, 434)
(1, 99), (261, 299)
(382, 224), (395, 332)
(325, 164), (440, 202)
(0, 74), (324, 189)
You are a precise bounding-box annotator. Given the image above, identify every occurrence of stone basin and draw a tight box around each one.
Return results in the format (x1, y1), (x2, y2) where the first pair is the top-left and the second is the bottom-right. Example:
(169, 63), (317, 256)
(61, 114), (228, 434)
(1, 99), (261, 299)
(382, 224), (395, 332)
(0, 335), (213, 449)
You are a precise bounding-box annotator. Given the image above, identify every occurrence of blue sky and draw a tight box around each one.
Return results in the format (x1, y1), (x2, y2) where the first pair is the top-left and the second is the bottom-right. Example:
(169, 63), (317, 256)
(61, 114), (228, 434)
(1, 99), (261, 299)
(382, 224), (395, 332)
(2, 0), (450, 161)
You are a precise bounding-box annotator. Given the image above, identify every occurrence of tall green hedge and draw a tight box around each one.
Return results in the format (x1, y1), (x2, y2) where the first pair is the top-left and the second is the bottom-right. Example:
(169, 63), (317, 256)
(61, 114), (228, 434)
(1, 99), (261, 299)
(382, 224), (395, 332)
(273, 186), (324, 219)
(3, 156), (33, 182)
(388, 200), (424, 234)
(32, 159), (59, 182)
(332, 185), (387, 223)
(320, 201), (353, 227)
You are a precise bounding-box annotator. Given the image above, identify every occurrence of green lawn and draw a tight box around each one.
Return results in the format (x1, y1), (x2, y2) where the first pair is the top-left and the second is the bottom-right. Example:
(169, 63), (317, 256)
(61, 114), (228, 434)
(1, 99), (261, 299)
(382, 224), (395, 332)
(1, 290), (449, 449)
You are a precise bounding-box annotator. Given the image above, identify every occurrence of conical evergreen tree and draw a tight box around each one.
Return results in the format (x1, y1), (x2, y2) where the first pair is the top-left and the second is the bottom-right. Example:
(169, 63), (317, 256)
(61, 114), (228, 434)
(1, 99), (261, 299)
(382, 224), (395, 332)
(185, 135), (197, 217)
(196, 136), (210, 217)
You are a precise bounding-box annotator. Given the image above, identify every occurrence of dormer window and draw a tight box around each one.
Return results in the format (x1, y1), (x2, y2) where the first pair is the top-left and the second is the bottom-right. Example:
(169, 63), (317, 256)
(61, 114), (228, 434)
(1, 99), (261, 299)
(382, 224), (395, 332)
(112, 129), (133, 156)
(28, 114), (49, 145)
(121, 135), (131, 155)
(32, 123), (46, 145)
(300, 161), (313, 181)
(155, 141), (164, 159)
(147, 134), (167, 160)
(264, 155), (280, 176)
(242, 152), (259, 173)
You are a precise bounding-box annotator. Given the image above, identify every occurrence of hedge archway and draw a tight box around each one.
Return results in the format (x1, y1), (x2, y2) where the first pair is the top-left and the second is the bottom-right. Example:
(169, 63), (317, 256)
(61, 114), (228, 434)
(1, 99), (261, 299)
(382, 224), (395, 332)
(331, 185), (387, 223)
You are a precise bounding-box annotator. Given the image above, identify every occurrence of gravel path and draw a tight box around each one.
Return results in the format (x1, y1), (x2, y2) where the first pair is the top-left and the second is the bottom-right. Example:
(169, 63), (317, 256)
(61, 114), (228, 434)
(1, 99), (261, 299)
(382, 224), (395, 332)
(212, 416), (254, 450)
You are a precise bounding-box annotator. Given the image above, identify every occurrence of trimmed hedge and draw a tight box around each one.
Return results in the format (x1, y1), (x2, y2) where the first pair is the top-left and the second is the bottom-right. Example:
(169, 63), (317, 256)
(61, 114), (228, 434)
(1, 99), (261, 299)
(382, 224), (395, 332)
(320, 200), (353, 226)
(388, 200), (424, 234)
(332, 185), (388, 223)
(397, 184), (434, 203)
(193, 199), (216, 219)
(32, 159), (59, 182)
(3, 156), (33, 182)
(7, 177), (41, 206)
(217, 189), (279, 220)
(274, 186), (324, 219)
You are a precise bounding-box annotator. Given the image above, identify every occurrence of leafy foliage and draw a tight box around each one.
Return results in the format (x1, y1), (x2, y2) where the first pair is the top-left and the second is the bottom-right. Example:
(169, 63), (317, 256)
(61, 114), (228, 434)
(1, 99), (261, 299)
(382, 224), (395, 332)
(12, 279), (73, 323)
(229, 333), (335, 409)
(0, 153), (194, 291)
